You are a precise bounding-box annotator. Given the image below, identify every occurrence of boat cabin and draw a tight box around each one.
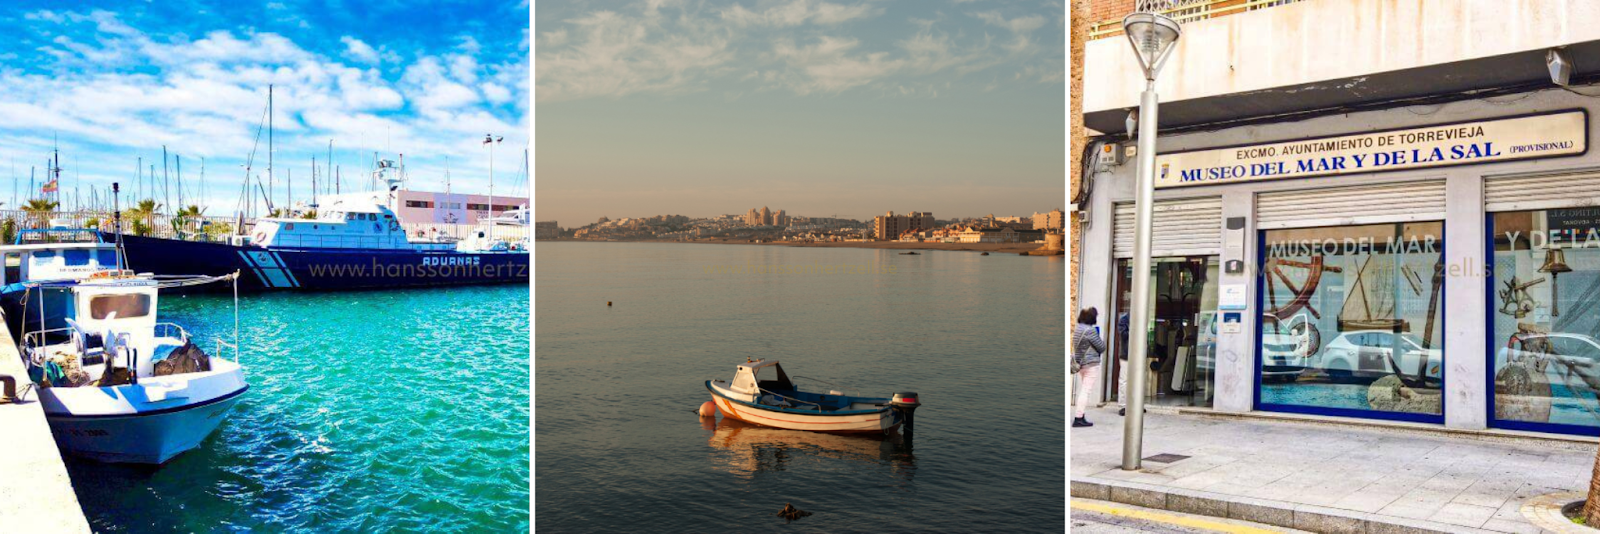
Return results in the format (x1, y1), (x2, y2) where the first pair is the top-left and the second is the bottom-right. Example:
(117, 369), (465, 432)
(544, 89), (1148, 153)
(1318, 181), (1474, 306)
(729, 359), (794, 396)
(23, 279), (187, 381)
(0, 229), (122, 287)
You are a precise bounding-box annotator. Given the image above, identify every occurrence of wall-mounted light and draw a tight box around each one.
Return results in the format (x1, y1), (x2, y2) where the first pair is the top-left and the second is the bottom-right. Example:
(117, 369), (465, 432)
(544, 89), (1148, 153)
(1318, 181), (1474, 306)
(1548, 48), (1572, 87)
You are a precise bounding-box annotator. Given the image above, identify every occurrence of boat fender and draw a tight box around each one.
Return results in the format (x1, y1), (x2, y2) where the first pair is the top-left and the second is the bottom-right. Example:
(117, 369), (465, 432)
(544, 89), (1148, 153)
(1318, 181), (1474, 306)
(698, 401), (717, 417)
(891, 392), (920, 433)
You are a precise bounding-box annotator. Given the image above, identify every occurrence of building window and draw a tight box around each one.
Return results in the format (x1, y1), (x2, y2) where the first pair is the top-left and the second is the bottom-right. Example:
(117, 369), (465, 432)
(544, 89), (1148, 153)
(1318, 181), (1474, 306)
(467, 203), (489, 211)
(1490, 208), (1600, 434)
(1257, 222), (1445, 422)
(404, 200), (434, 208)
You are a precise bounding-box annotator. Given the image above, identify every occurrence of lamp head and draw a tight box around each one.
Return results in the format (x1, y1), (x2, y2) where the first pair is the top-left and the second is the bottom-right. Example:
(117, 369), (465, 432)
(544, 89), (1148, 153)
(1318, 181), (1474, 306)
(1122, 12), (1182, 81)
(1548, 48), (1572, 87)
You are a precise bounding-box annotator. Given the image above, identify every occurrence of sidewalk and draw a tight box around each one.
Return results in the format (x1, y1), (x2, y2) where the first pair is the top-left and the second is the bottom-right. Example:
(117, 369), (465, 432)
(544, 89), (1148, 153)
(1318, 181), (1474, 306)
(1071, 405), (1597, 534)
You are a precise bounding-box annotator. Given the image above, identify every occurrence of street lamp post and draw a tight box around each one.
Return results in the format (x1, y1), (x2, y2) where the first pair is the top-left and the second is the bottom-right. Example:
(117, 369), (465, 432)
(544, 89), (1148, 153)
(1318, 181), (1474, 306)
(1120, 6), (1181, 472)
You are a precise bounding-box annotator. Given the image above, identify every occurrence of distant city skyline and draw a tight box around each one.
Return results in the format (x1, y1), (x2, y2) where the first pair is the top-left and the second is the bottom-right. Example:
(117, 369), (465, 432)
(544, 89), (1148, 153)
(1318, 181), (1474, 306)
(535, 0), (1065, 226)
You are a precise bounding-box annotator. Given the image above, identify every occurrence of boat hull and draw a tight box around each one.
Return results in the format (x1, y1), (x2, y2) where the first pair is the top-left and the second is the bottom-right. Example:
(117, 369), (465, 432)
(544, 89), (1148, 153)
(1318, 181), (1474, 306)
(706, 381), (900, 434)
(41, 359), (248, 464)
(108, 233), (529, 292)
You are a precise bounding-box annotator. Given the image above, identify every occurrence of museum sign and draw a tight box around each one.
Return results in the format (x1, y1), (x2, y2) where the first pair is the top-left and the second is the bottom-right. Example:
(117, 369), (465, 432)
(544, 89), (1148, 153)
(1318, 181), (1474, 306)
(1155, 110), (1588, 189)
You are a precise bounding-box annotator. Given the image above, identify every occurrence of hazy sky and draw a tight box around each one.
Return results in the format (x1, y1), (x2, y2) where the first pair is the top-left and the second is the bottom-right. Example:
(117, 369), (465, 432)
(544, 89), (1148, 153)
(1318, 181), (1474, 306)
(536, 0), (1064, 226)
(0, 0), (528, 215)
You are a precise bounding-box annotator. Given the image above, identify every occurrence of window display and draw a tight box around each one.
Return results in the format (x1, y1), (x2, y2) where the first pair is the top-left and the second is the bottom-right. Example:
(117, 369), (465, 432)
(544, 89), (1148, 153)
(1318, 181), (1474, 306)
(1258, 222), (1445, 421)
(1490, 209), (1600, 434)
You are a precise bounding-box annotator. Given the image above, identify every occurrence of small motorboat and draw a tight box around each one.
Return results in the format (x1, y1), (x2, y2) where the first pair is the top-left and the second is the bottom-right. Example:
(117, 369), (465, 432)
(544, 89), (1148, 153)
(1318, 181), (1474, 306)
(899, 252), (919, 255)
(705, 359), (919, 434)
(2, 227), (247, 464)
(980, 252), (989, 256)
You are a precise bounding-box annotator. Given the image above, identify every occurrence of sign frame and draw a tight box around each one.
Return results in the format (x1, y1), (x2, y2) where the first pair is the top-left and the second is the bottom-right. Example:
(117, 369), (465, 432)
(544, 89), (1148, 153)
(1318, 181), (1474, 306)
(1153, 109), (1590, 189)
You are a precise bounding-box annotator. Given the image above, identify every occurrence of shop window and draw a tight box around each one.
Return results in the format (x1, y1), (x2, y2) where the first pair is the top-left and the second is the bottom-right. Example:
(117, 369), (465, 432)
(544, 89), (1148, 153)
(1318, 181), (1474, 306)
(1490, 208), (1600, 434)
(1258, 222), (1445, 422)
(404, 200), (434, 208)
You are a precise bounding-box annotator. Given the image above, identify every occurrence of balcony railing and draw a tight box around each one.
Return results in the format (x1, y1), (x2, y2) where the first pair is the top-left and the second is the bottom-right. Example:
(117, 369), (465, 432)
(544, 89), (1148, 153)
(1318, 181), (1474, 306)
(1089, 0), (1303, 40)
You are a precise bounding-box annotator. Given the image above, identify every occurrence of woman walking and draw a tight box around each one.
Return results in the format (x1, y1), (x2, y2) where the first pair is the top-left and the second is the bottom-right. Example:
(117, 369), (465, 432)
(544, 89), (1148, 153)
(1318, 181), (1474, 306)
(1073, 307), (1106, 427)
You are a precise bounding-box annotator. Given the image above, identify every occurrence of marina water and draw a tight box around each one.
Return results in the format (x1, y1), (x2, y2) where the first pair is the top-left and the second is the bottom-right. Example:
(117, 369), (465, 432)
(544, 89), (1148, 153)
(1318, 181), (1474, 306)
(66, 286), (530, 532)
(536, 242), (1065, 532)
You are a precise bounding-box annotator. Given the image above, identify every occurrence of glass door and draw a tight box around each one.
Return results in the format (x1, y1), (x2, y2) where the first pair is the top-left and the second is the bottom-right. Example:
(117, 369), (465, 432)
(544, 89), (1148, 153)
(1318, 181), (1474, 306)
(1110, 256), (1220, 408)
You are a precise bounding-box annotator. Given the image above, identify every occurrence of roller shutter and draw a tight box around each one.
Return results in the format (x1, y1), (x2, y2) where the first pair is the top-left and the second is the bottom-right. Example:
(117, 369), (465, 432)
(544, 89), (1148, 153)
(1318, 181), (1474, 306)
(1485, 170), (1600, 212)
(1112, 197), (1222, 258)
(1255, 180), (1447, 230)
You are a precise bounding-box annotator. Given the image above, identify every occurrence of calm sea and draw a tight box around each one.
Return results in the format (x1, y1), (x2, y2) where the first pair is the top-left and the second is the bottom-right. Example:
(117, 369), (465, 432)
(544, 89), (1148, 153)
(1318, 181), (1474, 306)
(535, 242), (1065, 533)
(67, 286), (530, 533)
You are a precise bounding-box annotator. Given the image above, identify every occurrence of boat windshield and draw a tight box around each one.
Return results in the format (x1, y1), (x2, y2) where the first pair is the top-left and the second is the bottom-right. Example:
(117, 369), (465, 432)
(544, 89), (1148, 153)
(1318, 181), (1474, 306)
(89, 293), (151, 320)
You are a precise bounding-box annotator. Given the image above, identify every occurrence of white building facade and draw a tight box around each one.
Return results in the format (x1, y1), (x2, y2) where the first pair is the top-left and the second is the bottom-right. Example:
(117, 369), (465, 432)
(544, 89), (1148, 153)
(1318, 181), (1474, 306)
(1076, 0), (1600, 436)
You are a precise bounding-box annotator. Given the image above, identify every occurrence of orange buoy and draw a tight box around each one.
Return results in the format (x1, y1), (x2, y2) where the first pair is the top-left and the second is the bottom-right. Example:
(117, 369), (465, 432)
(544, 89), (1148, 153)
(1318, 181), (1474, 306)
(607, 301), (613, 306)
(698, 401), (717, 417)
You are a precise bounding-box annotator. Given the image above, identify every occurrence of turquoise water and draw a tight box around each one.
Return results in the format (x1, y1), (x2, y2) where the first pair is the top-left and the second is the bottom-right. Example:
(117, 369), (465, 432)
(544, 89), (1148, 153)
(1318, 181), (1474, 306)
(536, 242), (1065, 533)
(66, 286), (530, 533)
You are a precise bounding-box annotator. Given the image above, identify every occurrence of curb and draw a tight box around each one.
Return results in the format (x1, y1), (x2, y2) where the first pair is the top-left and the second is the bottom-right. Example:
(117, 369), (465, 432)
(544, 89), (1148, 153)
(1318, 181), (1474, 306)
(1071, 477), (1502, 534)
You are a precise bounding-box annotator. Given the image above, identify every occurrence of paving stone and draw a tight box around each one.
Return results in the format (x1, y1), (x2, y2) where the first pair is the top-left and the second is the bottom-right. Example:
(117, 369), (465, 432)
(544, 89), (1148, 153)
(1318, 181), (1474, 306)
(1070, 479), (1109, 500)
(1166, 488), (1229, 518)
(1226, 496), (1296, 529)
(1480, 518), (1544, 534)
(1427, 502), (1497, 528)
(1107, 484), (1166, 509)
(1292, 504), (1368, 534)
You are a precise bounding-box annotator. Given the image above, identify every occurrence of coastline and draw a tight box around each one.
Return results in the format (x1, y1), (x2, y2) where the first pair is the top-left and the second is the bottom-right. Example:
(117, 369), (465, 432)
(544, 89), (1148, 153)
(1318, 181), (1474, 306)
(540, 238), (1060, 255)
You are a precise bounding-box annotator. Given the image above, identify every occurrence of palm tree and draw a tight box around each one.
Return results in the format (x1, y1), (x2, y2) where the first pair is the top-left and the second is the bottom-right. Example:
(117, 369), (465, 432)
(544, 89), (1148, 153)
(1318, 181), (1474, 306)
(124, 199), (161, 237)
(172, 204), (204, 235)
(21, 198), (59, 229)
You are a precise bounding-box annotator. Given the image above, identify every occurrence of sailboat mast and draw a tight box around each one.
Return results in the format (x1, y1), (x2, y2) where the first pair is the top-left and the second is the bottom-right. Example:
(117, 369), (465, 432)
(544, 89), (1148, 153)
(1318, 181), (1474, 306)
(268, 84), (274, 215)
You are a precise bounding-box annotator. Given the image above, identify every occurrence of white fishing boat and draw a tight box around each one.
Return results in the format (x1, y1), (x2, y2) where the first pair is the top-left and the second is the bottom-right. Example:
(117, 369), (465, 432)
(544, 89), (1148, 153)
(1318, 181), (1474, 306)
(705, 359), (919, 435)
(2, 229), (247, 464)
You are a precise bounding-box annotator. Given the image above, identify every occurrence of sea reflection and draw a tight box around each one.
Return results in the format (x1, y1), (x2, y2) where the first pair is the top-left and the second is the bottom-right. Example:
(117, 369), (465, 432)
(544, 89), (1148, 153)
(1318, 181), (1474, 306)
(703, 417), (915, 482)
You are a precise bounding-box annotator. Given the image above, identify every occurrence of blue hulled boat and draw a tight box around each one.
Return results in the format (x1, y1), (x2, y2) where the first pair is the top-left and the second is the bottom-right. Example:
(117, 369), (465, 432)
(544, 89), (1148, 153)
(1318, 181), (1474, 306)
(108, 161), (528, 292)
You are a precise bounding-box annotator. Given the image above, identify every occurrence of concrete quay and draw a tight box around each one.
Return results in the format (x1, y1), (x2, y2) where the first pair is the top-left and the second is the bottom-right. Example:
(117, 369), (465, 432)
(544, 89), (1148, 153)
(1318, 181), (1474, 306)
(0, 312), (92, 533)
(1072, 405), (1597, 534)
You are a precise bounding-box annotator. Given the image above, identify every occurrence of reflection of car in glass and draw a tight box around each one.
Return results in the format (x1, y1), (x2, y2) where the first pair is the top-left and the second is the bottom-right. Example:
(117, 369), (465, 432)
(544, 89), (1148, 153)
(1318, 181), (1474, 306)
(1320, 331), (1441, 382)
(1497, 333), (1600, 392)
(1260, 333), (1309, 382)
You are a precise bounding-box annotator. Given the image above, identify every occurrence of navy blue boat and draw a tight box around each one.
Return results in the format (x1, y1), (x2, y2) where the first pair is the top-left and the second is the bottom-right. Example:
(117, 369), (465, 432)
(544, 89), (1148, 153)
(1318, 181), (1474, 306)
(107, 195), (527, 292)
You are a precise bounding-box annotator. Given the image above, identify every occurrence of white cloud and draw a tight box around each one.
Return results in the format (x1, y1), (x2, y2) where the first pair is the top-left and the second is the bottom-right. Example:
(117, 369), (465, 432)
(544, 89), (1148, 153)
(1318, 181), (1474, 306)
(536, 10), (734, 102)
(0, 9), (527, 209)
(972, 11), (1046, 53)
(719, 0), (878, 27)
(536, 0), (1060, 101)
(340, 36), (380, 64)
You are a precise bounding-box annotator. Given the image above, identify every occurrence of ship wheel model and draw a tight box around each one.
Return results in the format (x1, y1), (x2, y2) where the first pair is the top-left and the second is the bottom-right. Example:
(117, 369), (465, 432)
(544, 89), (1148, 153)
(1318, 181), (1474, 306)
(1262, 256), (1342, 327)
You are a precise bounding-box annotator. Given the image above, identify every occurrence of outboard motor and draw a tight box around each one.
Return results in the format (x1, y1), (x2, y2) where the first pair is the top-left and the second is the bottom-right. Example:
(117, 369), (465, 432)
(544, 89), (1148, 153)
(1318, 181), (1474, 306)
(891, 392), (920, 433)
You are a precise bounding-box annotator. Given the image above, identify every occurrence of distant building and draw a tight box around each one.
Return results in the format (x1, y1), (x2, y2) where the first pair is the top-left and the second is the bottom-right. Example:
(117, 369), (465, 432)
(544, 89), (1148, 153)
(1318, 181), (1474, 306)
(745, 208), (760, 226)
(873, 211), (934, 241)
(391, 189), (529, 225)
(1032, 209), (1065, 231)
(760, 206), (772, 226)
(535, 221), (559, 240)
(773, 209), (787, 226)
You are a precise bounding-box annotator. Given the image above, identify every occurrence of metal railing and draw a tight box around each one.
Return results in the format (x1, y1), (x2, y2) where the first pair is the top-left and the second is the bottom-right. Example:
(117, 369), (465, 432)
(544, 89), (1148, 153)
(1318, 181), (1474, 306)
(1089, 0), (1304, 40)
(153, 322), (190, 343)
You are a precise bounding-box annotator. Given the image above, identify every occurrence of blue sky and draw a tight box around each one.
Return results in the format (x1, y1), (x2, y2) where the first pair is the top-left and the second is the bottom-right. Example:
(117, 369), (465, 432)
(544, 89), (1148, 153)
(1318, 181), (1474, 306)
(536, 0), (1064, 225)
(0, 0), (528, 216)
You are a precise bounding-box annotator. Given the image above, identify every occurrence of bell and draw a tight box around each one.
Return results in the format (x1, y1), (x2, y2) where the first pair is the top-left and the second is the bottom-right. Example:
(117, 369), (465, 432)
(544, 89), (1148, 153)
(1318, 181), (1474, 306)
(1539, 248), (1572, 275)
(1540, 248), (1573, 316)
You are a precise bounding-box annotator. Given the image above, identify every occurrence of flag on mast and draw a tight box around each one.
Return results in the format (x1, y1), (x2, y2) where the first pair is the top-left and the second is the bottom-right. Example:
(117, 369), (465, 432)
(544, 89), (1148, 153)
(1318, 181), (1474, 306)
(41, 175), (57, 194)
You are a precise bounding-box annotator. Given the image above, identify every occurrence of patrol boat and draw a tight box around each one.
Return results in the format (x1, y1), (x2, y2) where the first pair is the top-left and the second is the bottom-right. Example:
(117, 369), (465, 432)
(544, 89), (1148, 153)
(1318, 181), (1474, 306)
(0, 229), (246, 463)
(110, 160), (529, 291)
